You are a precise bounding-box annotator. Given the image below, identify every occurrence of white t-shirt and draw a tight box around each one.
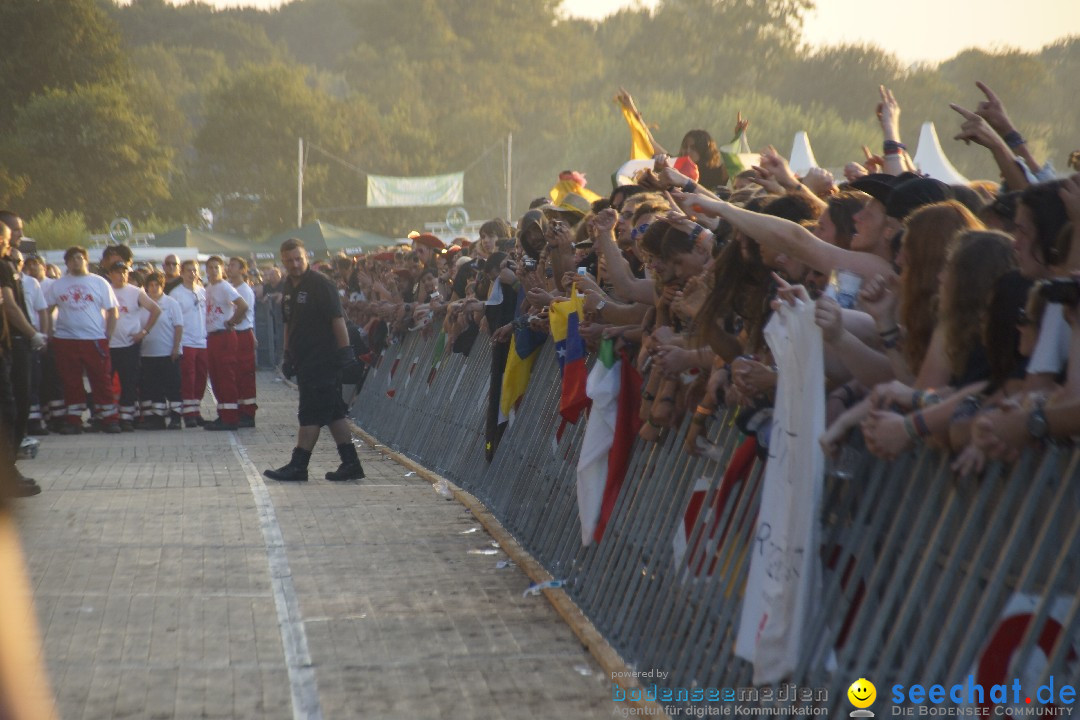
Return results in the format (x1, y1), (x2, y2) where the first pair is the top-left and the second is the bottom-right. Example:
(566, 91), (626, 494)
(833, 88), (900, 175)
(232, 281), (255, 331)
(20, 274), (47, 332)
(140, 294), (183, 358)
(45, 273), (117, 341)
(1027, 303), (1071, 377)
(110, 284), (148, 348)
(169, 284), (207, 349)
(205, 280), (242, 333)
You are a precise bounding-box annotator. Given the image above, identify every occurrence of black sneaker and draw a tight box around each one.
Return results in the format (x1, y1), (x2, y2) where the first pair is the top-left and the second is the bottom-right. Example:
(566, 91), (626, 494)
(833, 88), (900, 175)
(204, 418), (238, 431)
(57, 423), (83, 436)
(325, 461), (365, 481)
(140, 416), (166, 431)
(15, 479), (41, 497)
(168, 416), (183, 430)
(237, 416), (256, 428)
(102, 423), (122, 434)
(184, 416), (200, 429)
(119, 420), (136, 432)
(263, 464), (308, 482)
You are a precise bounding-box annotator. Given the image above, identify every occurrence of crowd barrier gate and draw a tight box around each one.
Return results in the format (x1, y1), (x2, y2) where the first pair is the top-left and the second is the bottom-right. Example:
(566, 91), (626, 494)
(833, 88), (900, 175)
(350, 329), (1080, 714)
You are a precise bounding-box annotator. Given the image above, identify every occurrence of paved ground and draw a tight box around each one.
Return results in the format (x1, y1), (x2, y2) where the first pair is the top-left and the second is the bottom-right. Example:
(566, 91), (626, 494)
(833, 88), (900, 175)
(15, 372), (610, 719)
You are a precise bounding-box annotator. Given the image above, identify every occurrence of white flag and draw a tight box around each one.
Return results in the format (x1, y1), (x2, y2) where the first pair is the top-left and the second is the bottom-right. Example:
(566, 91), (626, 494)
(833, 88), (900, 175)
(575, 358), (620, 546)
(735, 297), (826, 685)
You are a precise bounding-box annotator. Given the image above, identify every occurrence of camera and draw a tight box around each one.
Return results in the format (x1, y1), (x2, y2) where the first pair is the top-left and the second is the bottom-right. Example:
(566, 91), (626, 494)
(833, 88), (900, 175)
(1039, 278), (1080, 306)
(522, 257), (538, 271)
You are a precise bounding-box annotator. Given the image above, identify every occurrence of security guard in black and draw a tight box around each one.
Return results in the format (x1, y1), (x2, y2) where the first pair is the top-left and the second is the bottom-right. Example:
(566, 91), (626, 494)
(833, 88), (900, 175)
(282, 267), (342, 382)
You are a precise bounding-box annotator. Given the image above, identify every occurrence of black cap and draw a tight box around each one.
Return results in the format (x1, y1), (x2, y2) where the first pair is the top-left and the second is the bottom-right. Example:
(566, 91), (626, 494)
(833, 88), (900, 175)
(885, 177), (953, 221)
(847, 173), (902, 206)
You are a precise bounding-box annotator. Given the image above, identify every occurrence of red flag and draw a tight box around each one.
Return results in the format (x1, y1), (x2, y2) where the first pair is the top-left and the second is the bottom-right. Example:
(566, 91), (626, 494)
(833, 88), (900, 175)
(594, 348), (643, 543)
(559, 311), (589, 423)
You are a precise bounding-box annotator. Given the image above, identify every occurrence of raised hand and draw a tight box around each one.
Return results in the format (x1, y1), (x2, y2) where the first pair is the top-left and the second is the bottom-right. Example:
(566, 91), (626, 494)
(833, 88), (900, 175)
(757, 145), (799, 190)
(949, 103), (1003, 149)
(876, 85), (901, 139)
(802, 167), (836, 197)
(733, 111), (749, 136)
(973, 81), (1015, 137)
(844, 161), (869, 182)
(861, 145), (885, 173)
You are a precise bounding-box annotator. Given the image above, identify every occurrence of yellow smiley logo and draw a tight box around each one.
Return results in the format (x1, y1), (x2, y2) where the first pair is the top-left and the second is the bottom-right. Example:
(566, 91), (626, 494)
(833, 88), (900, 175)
(848, 678), (876, 708)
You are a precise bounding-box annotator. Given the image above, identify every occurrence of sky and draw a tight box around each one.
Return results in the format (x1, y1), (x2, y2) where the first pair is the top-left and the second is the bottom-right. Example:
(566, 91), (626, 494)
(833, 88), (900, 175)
(145, 0), (1080, 65)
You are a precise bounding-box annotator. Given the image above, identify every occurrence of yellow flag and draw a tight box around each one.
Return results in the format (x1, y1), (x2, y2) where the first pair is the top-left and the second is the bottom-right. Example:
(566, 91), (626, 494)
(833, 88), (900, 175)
(620, 104), (653, 161)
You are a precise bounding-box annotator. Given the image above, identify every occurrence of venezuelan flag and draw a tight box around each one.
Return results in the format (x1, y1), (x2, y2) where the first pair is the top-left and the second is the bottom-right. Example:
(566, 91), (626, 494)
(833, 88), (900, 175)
(549, 292), (589, 424)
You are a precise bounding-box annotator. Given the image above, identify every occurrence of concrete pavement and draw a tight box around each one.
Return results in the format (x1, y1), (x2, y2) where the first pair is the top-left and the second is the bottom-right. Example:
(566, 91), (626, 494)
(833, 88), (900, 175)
(15, 372), (611, 719)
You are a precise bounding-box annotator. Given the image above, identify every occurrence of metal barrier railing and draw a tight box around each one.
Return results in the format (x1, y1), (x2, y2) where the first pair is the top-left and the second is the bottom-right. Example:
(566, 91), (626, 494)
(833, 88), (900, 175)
(350, 329), (1080, 712)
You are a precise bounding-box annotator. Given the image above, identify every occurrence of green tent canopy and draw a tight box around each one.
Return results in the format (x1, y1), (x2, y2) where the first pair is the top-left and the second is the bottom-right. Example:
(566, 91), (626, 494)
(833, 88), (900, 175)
(151, 225), (253, 256)
(262, 221), (391, 258)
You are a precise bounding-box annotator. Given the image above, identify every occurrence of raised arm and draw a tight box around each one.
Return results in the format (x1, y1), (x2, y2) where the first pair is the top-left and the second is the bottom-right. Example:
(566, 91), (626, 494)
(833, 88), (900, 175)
(676, 192), (896, 280)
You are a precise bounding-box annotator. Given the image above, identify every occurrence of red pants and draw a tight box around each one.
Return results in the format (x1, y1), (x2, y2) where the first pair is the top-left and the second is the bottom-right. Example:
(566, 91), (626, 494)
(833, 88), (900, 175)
(235, 329), (257, 419)
(180, 346), (208, 418)
(207, 331), (239, 424)
(51, 337), (117, 425)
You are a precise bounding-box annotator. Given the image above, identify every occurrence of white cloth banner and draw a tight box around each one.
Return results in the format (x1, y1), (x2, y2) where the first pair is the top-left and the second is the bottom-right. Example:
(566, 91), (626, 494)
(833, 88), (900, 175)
(575, 359), (620, 546)
(735, 297), (826, 685)
(366, 172), (464, 207)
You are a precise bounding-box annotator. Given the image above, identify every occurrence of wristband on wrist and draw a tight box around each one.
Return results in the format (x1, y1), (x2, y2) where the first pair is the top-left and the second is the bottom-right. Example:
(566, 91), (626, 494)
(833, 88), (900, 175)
(883, 140), (906, 156)
(682, 180), (698, 194)
(695, 404), (714, 416)
(689, 224), (704, 245)
(913, 411), (931, 438)
(903, 415), (921, 443)
(1003, 130), (1026, 149)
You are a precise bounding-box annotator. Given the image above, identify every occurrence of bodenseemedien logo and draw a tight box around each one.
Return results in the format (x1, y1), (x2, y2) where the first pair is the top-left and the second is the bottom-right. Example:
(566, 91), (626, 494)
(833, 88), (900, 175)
(849, 678), (877, 718)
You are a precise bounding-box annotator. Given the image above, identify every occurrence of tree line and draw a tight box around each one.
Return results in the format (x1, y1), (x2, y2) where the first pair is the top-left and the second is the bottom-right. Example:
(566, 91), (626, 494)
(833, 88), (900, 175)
(0, 0), (1076, 245)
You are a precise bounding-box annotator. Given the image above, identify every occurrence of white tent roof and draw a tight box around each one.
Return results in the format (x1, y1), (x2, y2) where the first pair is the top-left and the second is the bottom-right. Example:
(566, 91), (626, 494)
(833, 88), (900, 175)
(789, 131), (820, 176)
(913, 122), (969, 185)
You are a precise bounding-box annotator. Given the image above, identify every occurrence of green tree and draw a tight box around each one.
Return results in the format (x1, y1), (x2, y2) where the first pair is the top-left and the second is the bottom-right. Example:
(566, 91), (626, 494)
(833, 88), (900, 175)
(2, 83), (172, 227)
(193, 62), (354, 235)
(0, 0), (128, 125)
(24, 210), (91, 251)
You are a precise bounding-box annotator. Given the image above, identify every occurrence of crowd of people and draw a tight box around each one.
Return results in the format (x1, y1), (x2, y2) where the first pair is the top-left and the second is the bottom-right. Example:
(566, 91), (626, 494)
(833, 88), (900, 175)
(7, 79), (1079, 499)
(320, 81), (1080, 479)
(0, 227), (260, 498)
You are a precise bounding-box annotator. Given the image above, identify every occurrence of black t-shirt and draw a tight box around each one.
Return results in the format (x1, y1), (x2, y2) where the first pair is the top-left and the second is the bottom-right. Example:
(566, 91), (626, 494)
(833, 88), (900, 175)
(164, 276), (184, 294)
(282, 269), (342, 374)
(484, 280), (518, 332)
(0, 259), (29, 339)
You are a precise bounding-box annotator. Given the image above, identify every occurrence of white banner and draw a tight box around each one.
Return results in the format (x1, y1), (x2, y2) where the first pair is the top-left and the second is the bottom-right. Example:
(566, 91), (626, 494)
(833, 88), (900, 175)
(366, 172), (464, 208)
(735, 296), (826, 685)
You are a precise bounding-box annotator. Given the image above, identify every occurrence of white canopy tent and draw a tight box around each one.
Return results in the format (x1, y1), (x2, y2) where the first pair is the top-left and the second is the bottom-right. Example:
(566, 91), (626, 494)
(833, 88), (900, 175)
(912, 122), (969, 185)
(788, 131), (820, 177)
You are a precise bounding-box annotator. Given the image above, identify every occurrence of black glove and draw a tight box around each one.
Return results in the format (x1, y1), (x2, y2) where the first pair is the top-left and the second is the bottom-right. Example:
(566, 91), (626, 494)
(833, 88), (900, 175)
(282, 351), (297, 380)
(336, 346), (358, 374)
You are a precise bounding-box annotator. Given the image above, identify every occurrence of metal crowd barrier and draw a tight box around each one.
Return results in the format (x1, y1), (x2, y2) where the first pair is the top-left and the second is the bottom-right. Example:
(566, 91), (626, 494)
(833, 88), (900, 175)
(350, 329), (1080, 713)
(254, 297), (284, 370)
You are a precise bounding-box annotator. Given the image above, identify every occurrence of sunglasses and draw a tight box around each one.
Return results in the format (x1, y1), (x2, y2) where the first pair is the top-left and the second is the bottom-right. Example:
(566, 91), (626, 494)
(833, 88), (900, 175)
(630, 222), (652, 242)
